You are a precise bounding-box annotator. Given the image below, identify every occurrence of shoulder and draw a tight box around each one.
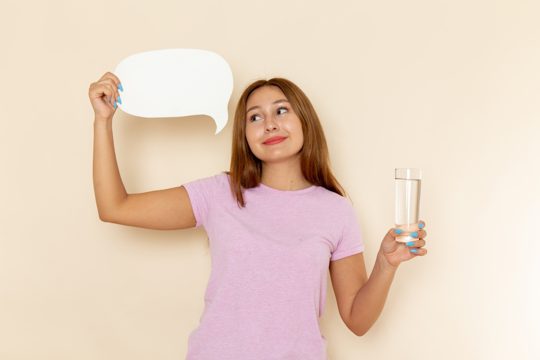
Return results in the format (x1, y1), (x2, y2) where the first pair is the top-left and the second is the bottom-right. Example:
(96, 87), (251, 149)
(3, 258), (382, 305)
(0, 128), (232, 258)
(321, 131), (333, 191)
(183, 171), (229, 192)
(316, 187), (356, 223)
(196, 171), (229, 183)
(204, 171), (229, 186)
(313, 186), (352, 209)
(304, 186), (356, 223)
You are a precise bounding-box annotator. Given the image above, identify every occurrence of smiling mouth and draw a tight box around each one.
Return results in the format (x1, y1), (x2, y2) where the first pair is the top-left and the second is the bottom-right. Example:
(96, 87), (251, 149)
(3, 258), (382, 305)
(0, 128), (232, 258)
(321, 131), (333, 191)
(264, 138), (286, 145)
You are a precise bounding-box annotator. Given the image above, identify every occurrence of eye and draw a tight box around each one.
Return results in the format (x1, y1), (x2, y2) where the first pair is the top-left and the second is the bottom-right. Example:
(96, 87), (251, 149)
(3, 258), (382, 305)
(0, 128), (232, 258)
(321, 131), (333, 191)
(249, 114), (262, 122)
(277, 106), (288, 115)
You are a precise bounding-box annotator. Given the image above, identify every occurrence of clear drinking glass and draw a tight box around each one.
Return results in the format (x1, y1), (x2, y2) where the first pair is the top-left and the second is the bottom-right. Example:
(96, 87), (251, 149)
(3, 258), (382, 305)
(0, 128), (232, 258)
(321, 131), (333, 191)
(395, 168), (422, 243)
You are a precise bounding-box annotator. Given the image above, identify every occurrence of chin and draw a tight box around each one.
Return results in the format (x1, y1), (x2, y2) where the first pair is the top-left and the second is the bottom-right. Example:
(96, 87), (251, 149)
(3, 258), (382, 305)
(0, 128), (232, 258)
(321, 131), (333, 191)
(258, 152), (302, 164)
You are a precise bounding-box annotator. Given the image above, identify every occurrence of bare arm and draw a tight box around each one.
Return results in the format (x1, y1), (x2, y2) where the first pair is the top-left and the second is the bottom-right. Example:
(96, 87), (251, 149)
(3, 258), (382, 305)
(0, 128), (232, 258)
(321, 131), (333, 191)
(92, 117), (127, 220)
(330, 251), (395, 337)
(348, 250), (397, 336)
(89, 72), (196, 230)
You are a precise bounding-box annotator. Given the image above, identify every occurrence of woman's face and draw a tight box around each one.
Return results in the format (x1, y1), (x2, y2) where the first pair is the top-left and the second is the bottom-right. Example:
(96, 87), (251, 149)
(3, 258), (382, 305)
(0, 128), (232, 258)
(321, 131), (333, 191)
(244, 85), (304, 164)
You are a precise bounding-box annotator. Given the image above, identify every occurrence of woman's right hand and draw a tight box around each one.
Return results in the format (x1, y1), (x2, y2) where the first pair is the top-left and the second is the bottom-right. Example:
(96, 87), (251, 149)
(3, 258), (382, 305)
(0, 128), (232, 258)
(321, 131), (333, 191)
(88, 72), (123, 120)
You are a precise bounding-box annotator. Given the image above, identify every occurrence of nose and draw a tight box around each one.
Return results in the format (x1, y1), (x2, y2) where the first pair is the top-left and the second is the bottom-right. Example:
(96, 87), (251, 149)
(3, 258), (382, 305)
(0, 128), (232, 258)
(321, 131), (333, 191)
(264, 115), (278, 132)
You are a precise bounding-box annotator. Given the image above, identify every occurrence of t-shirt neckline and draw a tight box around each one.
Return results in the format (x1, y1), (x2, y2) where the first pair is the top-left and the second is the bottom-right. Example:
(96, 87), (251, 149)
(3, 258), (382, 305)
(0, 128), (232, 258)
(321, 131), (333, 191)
(257, 182), (317, 195)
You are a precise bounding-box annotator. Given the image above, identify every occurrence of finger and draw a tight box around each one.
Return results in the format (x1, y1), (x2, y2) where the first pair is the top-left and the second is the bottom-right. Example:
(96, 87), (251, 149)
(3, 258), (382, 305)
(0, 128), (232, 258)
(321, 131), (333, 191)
(104, 83), (117, 109)
(407, 229), (427, 239)
(110, 72), (122, 88)
(101, 72), (123, 99)
(393, 228), (426, 238)
(391, 228), (404, 237)
(104, 83), (117, 107)
(90, 82), (113, 104)
(409, 247), (428, 256)
(100, 72), (121, 88)
(418, 220), (426, 229)
(108, 72), (123, 93)
(100, 78), (120, 106)
(404, 239), (426, 248)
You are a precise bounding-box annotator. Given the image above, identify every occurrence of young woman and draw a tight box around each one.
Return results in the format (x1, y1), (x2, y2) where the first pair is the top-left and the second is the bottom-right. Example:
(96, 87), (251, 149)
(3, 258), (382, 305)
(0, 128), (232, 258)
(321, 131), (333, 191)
(89, 72), (428, 359)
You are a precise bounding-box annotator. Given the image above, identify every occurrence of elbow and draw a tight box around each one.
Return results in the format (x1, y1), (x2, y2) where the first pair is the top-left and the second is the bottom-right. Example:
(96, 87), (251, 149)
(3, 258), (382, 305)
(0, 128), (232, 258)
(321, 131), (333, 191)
(356, 329), (367, 337)
(353, 328), (367, 337)
(97, 206), (118, 223)
(98, 211), (111, 222)
(347, 322), (368, 337)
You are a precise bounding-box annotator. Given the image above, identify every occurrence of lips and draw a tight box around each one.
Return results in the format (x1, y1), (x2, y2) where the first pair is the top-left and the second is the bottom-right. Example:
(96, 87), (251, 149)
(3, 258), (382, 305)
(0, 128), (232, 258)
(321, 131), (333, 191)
(263, 136), (287, 145)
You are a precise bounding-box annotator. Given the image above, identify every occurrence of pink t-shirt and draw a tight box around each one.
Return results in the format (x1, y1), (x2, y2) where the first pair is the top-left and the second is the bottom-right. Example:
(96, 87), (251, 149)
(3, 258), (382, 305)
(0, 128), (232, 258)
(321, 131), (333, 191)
(182, 172), (364, 359)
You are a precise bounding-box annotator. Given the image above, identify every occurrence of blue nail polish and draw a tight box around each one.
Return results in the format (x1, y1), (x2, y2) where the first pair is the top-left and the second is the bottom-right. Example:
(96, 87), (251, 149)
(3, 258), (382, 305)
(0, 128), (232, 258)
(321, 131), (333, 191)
(411, 231), (418, 238)
(419, 223), (425, 229)
(117, 96), (122, 104)
(114, 102), (117, 109)
(410, 248), (418, 253)
(118, 83), (123, 92)
(395, 229), (403, 234)
(406, 241), (415, 246)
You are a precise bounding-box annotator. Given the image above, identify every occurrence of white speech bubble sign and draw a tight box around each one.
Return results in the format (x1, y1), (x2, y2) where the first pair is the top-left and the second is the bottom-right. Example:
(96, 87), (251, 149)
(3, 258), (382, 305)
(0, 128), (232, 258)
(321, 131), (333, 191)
(113, 48), (233, 134)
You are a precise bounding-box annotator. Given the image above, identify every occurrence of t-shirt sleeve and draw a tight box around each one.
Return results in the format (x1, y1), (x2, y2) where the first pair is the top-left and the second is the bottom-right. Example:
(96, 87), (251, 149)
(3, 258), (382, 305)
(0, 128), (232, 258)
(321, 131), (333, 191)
(181, 173), (221, 229)
(330, 200), (365, 261)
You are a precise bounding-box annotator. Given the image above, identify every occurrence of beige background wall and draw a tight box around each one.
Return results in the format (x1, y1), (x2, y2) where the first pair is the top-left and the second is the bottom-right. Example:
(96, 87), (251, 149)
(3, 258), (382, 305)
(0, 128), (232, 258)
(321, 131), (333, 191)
(1, 0), (539, 359)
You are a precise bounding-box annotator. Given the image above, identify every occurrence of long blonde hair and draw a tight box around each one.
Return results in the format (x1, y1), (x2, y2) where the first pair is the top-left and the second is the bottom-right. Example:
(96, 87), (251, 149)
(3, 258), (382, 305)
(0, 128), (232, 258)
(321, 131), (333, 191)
(224, 77), (348, 208)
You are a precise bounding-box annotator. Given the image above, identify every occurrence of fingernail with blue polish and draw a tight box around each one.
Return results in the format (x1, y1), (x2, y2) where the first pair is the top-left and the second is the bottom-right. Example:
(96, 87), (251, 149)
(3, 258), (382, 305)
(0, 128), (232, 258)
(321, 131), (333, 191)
(411, 231), (418, 238)
(117, 96), (122, 104)
(118, 83), (123, 92)
(410, 248), (418, 253)
(114, 102), (117, 109)
(406, 241), (415, 246)
(419, 223), (425, 229)
(395, 229), (403, 235)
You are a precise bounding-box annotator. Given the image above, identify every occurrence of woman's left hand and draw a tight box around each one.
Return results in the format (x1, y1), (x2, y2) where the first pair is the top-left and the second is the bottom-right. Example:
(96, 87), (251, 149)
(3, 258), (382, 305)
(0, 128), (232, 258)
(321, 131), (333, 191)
(379, 220), (428, 269)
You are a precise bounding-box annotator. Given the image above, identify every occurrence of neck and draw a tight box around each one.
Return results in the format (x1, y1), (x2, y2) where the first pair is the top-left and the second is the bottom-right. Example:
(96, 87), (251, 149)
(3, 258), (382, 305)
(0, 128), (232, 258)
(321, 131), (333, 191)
(260, 156), (311, 191)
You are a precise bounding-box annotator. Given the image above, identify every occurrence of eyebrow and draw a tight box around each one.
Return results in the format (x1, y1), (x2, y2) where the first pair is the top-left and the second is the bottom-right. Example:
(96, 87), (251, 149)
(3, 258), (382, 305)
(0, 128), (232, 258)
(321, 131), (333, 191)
(246, 99), (289, 114)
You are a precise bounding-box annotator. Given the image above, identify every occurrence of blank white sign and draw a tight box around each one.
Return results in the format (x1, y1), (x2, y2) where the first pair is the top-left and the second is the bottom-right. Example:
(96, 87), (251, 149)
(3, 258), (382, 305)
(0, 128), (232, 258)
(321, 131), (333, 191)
(114, 48), (233, 134)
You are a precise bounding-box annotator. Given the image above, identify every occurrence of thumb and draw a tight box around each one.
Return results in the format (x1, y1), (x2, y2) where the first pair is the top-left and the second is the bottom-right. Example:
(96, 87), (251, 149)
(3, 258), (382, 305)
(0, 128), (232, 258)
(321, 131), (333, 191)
(382, 228), (397, 250)
(383, 227), (401, 244)
(380, 227), (401, 253)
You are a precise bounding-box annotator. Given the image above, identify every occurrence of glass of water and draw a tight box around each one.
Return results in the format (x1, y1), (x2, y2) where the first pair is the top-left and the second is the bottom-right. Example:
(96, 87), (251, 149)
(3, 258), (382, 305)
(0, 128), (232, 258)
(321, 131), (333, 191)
(395, 168), (422, 243)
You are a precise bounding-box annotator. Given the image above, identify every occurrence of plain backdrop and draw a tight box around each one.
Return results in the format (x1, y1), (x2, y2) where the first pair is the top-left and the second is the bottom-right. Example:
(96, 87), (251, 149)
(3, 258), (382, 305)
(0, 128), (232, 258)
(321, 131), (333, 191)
(1, 0), (539, 359)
